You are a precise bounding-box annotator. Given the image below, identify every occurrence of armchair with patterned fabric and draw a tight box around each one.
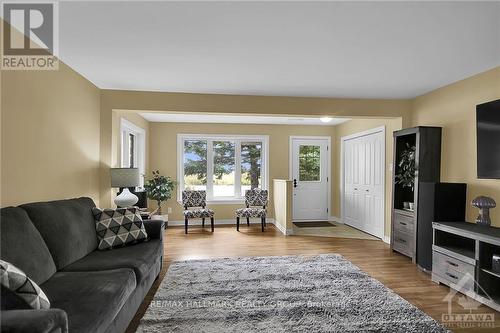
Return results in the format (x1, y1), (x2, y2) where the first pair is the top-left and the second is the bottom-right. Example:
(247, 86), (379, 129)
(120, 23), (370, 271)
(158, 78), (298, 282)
(182, 190), (214, 234)
(236, 189), (268, 232)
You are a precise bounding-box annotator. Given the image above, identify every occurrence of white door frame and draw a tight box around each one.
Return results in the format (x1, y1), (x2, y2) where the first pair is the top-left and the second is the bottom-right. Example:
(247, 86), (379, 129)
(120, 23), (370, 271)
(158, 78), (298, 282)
(289, 136), (332, 221)
(340, 126), (385, 238)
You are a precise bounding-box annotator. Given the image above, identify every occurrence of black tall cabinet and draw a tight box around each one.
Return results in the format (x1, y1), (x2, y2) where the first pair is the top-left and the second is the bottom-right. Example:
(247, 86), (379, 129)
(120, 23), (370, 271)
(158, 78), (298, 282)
(391, 127), (442, 264)
(417, 182), (467, 271)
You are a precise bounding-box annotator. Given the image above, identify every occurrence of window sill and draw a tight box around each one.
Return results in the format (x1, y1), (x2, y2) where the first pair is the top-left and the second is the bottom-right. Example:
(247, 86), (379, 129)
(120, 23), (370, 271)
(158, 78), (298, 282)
(177, 199), (245, 205)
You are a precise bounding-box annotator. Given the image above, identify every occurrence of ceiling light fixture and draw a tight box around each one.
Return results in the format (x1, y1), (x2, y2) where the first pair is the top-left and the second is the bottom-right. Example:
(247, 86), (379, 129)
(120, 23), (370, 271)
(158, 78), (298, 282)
(320, 117), (333, 123)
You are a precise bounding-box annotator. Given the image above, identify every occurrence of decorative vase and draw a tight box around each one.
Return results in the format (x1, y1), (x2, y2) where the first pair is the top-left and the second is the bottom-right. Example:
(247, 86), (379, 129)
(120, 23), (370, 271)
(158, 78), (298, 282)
(114, 188), (138, 208)
(403, 202), (410, 210)
(472, 196), (496, 226)
(408, 202), (415, 211)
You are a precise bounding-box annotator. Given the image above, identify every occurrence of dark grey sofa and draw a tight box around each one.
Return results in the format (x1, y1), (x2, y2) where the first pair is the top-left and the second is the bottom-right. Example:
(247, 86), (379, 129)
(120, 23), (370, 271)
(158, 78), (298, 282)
(0, 197), (164, 333)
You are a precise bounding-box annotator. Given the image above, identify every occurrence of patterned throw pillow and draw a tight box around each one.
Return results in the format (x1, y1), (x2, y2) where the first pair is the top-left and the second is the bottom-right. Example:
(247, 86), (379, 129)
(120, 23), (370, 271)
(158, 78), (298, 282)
(0, 260), (50, 310)
(92, 207), (148, 250)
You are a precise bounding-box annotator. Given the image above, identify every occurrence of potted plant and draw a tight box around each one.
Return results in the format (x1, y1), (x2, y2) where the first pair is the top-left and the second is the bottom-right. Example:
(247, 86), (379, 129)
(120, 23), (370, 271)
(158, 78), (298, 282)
(144, 170), (176, 216)
(395, 143), (416, 210)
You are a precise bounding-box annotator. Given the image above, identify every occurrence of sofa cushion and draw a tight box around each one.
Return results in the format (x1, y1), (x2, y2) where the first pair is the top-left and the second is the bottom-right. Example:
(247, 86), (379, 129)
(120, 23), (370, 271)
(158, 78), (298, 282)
(92, 207), (148, 250)
(0, 260), (50, 310)
(0, 207), (56, 285)
(20, 197), (98, 269)
(41, 269), (136, 333)
(62, 239), (162, 284)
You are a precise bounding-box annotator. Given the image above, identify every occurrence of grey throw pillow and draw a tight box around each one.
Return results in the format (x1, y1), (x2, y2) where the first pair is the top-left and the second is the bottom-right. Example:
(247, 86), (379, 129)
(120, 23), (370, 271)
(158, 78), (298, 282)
(92, 207), (148, 250)
(0, 260), (50, 310)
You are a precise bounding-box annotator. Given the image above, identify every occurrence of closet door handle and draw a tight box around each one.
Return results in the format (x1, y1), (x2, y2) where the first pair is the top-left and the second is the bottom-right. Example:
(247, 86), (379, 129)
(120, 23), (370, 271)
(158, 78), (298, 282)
(399, 222), (407, 226)
(445, 272), (458, 280)
(446, 260), (458, 267)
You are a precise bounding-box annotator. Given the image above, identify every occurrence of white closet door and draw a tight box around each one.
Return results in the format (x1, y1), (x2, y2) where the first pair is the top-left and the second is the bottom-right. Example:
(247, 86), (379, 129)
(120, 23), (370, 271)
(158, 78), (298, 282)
(343, 137), (363, 229)
(343, 130), (384, 238)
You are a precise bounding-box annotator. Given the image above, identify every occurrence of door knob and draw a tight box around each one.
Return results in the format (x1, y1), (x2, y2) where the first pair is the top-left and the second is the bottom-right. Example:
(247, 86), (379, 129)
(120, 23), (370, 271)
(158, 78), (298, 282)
(293, 179), (297, 188)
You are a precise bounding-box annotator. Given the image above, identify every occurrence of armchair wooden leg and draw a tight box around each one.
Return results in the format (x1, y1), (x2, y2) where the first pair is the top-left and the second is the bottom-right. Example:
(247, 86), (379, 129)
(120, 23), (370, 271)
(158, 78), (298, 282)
(247, 217), (250, 226)
(261, 217), (265, 232)
(211, 217), (214, 232)
(263, 217), (267, 227)
(185, 218), (188, 234)
(237, 216), (240, 231)
(202, 218), (205, 228)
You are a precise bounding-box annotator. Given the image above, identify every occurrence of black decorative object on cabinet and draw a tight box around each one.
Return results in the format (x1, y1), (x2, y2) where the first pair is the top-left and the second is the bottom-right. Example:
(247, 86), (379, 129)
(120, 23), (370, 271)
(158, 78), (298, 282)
(417, 182), (467, 272)
(391, 126), (442, 262)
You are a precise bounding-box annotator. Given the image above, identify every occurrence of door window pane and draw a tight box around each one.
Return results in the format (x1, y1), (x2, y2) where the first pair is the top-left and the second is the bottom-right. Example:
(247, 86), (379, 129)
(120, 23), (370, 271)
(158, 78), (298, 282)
(241, 142), (262, 196)
(183, 140), (207, 190)
(299, 145), (320, 181)
(213, 141), (235, 197)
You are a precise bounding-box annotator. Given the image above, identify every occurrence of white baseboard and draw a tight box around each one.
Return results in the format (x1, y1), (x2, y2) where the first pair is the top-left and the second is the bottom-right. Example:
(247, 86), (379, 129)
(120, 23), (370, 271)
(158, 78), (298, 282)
(383, 236), (391, 244)
(273, 221), (287, 235)
(329, 216), (343, 224)
(168, 218), (275, 227)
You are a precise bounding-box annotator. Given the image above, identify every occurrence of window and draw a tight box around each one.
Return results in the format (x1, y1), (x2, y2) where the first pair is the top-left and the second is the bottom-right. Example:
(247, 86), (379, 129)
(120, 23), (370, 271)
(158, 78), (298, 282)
(121, 119), (146, 188)
(183, 140), (207, 191)
(241, 141), (262, 196)
(178, 134), (269, 202)
(128, 133), (135, 167)
(299, 145), (321, 181)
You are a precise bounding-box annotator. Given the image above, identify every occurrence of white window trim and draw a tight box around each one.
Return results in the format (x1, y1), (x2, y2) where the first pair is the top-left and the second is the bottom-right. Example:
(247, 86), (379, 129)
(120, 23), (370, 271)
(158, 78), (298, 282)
(120, 118), (146, 188)
(177, 133), (269, 204)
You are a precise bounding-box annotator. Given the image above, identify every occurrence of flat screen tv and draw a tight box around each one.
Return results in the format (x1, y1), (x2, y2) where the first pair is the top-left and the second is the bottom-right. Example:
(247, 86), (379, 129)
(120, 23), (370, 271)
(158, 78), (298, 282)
(477, 99), (500, 179)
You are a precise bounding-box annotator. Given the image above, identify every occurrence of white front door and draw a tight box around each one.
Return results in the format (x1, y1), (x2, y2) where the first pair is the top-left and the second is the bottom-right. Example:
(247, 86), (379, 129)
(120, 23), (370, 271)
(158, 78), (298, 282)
(291, 138), (329, 221)
(342, 128), (384, 238)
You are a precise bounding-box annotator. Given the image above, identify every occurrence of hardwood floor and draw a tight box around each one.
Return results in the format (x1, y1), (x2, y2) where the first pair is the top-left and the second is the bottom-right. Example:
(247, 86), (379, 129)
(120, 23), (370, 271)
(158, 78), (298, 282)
(126, 225), (500, 332)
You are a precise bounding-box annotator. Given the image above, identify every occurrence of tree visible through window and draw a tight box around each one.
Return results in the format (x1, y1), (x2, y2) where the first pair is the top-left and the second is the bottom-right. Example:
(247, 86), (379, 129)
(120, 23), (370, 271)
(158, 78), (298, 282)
(183, 140), (207, 190)
(180, 136), (267, 200)
(241, 142), (262, 196)
(299, 145), (321, 181)
(213, 141), (235, 197)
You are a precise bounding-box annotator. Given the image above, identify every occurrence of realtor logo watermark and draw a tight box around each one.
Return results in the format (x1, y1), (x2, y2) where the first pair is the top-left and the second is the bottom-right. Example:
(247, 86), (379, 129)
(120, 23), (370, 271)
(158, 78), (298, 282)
(1, 1), (59, 70)
(441, 272), (496, 329)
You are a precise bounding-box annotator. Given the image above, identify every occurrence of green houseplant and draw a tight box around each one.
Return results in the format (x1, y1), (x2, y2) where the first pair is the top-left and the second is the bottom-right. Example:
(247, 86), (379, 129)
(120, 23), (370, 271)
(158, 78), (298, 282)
(395, 143), (416, 209)
(144, 170), (176, 215)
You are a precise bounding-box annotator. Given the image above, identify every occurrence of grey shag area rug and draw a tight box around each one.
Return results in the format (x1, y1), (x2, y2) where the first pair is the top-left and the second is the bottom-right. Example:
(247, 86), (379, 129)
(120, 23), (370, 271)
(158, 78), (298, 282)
(137, 254), (449, 332)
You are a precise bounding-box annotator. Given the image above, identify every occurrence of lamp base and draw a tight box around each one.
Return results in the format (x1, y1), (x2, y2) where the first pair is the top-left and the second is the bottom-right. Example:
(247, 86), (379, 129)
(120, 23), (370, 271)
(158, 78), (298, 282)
(114, 188), (138, 208)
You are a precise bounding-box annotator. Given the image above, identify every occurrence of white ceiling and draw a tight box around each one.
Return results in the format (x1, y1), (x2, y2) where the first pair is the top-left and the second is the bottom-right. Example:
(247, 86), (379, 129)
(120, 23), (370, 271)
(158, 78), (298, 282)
(58, 1), (500, 99)
(139, 112), (350, 126)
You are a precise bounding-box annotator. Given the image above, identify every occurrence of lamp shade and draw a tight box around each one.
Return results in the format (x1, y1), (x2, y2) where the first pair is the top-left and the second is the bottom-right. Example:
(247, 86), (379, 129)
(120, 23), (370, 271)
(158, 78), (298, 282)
(110, 168), (140, 188)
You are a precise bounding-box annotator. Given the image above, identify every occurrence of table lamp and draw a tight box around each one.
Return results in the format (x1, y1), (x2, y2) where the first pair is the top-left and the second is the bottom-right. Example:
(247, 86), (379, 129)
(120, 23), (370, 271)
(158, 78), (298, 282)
(110, 168), (140, 207)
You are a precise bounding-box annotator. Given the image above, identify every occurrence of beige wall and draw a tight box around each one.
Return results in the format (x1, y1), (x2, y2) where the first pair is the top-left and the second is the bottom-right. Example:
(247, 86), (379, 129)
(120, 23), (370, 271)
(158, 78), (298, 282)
(333, 118), (403, 238)
(105, 110), (150, 202)
(3, 28), (496, 235)
(112, 110), (150, 172)
(1, 62), (101, 206)
(148, 122), (336, 221)
(411, 66), (500, 226)
(100, 90), (412, 207)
